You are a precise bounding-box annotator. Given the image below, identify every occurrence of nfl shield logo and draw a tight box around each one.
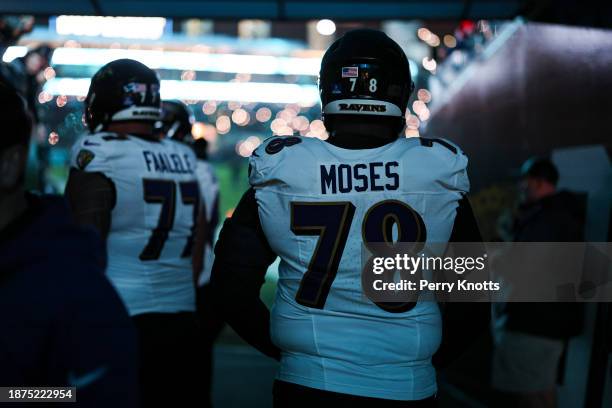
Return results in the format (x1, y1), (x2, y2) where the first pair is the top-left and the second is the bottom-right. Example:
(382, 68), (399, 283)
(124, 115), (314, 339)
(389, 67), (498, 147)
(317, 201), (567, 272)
(341, 67), (358, 78)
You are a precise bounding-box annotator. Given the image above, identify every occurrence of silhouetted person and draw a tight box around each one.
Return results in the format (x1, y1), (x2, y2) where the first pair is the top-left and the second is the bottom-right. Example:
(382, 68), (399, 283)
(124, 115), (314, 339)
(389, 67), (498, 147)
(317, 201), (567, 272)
(0, 82), (139, 406)
(65, 60), (205, 408)
(492, 157), (584, 408)
(160, 100), (222, 408)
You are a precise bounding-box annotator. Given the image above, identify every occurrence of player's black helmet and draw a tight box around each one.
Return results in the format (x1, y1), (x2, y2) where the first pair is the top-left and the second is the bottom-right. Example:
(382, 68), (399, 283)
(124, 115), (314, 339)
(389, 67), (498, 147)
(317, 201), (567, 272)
(161, 100), (194, 142)
(319, 29), (414, 131)
(85, 59), (161, 132)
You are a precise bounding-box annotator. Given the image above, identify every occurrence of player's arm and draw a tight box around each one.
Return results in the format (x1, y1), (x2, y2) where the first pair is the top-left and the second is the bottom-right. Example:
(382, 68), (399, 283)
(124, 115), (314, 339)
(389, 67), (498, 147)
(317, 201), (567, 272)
(433, 195), (490, 368)
(64, 169), (116, 241)
(60, 234), (139, 407)
(448, 194), (482, 242)
(210, 188), (280, 360)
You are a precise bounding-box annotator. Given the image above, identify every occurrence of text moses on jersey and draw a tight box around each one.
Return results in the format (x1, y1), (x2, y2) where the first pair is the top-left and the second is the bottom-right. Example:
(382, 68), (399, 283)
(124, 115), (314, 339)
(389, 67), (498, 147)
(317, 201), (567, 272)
(320, 162), (399, 194)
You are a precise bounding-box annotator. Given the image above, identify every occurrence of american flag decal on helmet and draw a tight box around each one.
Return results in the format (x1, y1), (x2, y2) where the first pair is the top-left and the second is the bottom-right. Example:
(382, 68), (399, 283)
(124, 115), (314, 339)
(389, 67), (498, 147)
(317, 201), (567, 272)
(341, 67), (358, 78)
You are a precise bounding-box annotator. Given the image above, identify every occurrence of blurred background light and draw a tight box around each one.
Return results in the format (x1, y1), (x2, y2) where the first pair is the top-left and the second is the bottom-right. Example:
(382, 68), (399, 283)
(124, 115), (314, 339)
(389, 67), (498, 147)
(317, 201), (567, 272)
(422, 57), (437, 71)
(417, 88), (432, 103)
(2, 46), (27, 62)
(202, 101), (217, 115)
(54, 16), (168, 40)
(50, 47), (321, 76)
(443, 34), (457, 48)
(316, 19), (336, 36)
(48, 131), (59, 145)
(215, 115), (231, 134)
(256, 107), (272, 122)
(43, 78), (320, 105)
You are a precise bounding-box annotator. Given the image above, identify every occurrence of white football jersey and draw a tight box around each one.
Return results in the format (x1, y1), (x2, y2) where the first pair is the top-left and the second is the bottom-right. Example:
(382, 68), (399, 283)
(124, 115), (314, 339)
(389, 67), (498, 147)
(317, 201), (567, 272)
(249, 135), (469, 400)
(194, 159), (220, 286)
(70, 132), (199, 316)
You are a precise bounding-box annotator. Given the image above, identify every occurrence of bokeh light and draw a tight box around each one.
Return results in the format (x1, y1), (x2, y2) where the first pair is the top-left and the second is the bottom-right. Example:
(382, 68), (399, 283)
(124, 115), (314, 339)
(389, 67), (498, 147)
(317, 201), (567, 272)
(428, 34), (441, 47)
(192, 122), (206, 138)
(291, 116), (310, 132)
(271, 118), (293, 135)
(405, 114), (421, 130)
(56, 95), (68, 108)
(316, 19), (336, 36)
(417, 89), (432, 103)
(405, 128), (420, 138)
(412, 100), (427, 115)
(48, 131), (59, 145)
(422, 57), (437, 71)
(216, 115), (231, 134)
(236, 136), (262, 157)
(418, 107), (431, 121)
(228, 101), (242, 111)
(443, 34), (457, 48)
(202, 101), (217, 115)
(38, 91), (53, 104)
(417, 27), (432, 42)
(256, 107), (272, 122)
(277, 108), (297, 123)
(43, 67), (56, 80)
(307, 119), (328, 139)
(193, 122), (218, 143)
(231, 108), (250, 126)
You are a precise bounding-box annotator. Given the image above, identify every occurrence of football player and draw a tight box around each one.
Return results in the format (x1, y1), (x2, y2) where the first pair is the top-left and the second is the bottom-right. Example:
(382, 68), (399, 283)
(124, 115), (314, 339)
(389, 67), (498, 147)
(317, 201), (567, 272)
(64, 60), (203, 407)
(160, 100), (220, 284)
(211, 29), (488, 407)
(0, 81), (138, 406)
(161, 100), (222, 408)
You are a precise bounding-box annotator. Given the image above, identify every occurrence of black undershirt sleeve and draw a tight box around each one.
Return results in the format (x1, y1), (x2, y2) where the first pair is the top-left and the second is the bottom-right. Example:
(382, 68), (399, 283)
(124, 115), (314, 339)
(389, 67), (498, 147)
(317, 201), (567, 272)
(64, 168), (116, 241)
(433, 195), (491, 369)
(448, 195), (483, 243)
(210, 188), (280, 360)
